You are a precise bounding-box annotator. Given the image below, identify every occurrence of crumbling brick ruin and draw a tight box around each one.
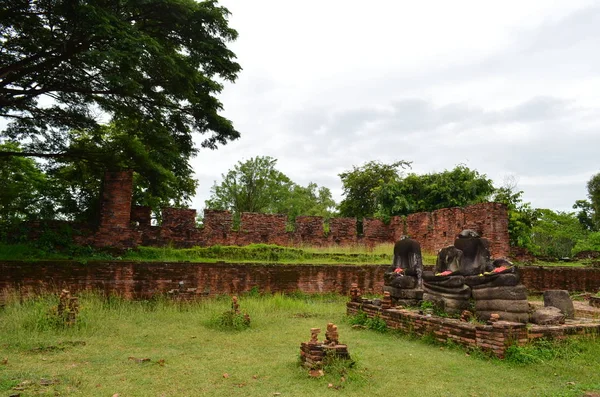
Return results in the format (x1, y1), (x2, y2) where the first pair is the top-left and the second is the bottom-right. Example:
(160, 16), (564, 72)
(29, 170), (511, 257)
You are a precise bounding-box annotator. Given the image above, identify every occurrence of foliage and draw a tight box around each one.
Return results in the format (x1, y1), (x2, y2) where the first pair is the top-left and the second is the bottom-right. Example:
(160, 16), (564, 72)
(572, 231), (600, 254)
(375, 165), (495, 220)
(504, 338), (585, 365)
(347, 310), (369, 326)
(347, 311), (387, 332)
(588, 173), (600, 227)
(492, 186), (540, 249)
(0, 142), (54, 225)
(2, 293), (600, 396)
(17, 294), (86, 332)
(127, 244), (393, 264)
(573, 200), (597, 232)
(365, 315), (388, 332)
(42, 124), (198, 222)
(211, 310), (251, 331)
(205, 156), (335, 226)
(530, 209), (588, 258)
(1, 0), (241, 157)
(338, 160), (411, 222)
(573, 173), (600, 232)
(1, 0), (240, 223)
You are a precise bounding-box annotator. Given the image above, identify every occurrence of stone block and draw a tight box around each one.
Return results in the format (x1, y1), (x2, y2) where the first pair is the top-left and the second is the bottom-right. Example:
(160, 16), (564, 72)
(543, 290), (574, 319)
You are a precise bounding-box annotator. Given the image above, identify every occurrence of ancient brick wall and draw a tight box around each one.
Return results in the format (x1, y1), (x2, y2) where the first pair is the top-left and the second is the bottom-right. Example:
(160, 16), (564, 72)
(0, 261), (386, 299)
(328, 218), (357, 245)
(236, 213), (289, 246)
(20, 171), (511, 256)
(130, 206), (152, 227)
(2, 262), (599, 303)
(346, 302), (600, 358)
(294, 216), (326, 246)
(519, 267), (600, 293)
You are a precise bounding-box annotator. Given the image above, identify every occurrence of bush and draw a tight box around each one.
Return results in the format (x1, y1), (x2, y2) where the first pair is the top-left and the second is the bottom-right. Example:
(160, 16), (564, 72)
(347, 311), (387, 332)
(530, 210), (588, 258)
(215, 310), (251, 331)
(573, 232), (600, 255)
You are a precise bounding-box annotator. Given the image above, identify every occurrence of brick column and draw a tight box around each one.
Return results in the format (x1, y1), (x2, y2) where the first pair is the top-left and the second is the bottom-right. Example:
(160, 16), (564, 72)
(99, 170), (134, 229)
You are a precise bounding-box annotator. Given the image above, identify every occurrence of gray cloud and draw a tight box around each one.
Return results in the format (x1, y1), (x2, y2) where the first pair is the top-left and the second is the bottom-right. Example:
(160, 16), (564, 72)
(191, 2), (600, 214)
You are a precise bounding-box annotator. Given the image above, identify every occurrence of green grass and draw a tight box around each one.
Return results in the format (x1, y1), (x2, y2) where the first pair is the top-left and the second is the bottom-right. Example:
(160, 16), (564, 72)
(2, 241), (594, 268)
(517, 258), (596, 268)
(1, 293), (600, 396)
(0, 242), (442, 265)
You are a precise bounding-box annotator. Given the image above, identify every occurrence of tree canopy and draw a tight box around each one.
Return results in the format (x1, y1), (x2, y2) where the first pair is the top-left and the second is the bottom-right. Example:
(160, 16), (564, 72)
(492, 186), (539, 249)
(573, 172), (600, 232)
(338, 160), (411, 220)
(205, 156), (335, 226)
(1, 0), (240, 153)
(1, 0), (240, 217)
(338, 161), (494, 222)
(375, 165), (495, 220)
(0, 142), (53, 225)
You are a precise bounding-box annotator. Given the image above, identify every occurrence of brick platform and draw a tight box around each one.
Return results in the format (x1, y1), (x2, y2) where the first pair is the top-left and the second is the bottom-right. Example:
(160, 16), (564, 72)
(346, 301), (600, 358)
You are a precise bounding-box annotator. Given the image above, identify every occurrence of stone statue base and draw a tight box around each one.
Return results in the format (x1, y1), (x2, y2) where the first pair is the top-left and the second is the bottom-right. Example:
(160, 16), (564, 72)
(467, 274), (529, 323)
(422, 274), (471, 315)
(383, 285), (423, 307)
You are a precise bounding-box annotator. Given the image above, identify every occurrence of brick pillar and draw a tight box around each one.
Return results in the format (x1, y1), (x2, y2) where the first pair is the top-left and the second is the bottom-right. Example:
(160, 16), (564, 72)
(99, 170), (134, 229)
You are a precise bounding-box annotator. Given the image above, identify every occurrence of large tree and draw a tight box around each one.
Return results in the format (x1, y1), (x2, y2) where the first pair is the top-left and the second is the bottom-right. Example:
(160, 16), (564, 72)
(1, 0), (241, 209)
(492, 186), (539, 249)
(375, 165), (495, 220)
(573, 172), (600, 231)
(205, 156), (335, 225)
(338, 160), (411, 220)
(0, 142), (54, 225)
(339, 162), (494, 223)
(531, 209), (587, 258)
(588, 172), (600, 228)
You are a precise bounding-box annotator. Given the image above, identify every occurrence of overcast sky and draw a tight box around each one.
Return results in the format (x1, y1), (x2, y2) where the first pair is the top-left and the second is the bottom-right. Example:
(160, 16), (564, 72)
(190, 0), (600, 213)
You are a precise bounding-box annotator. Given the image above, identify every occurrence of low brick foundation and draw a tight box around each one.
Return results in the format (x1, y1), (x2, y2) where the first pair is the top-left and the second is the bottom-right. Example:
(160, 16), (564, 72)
(347, 301), (528, 358)
(346, 301), (600, 358)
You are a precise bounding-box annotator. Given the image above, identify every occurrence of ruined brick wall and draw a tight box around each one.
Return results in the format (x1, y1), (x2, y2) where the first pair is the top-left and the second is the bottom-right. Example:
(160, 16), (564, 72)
(21, 172), (510, 256)
(2, 262), (599, 302)
(520, 267), (600, 293)
(98, 170), (134, 229)
(294, 216), (326, 246)
(328, 218), (357, 245)
(0, 261), (386, 299)
(202, 210), (234, 245)
(130, 206), (152, 227)
(236, 213), (289, 246)
(403, 203), (510, 257)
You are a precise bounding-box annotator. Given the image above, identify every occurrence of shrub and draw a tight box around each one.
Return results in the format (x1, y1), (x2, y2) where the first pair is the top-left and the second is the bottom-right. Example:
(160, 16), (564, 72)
(215, 310), (251, 331)
(573, 232), (600, 255)
(347, 311), (387, 332)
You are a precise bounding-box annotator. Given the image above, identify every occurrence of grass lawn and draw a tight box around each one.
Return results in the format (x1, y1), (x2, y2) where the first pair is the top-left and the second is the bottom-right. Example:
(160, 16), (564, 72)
(1, 293), (600, 397)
